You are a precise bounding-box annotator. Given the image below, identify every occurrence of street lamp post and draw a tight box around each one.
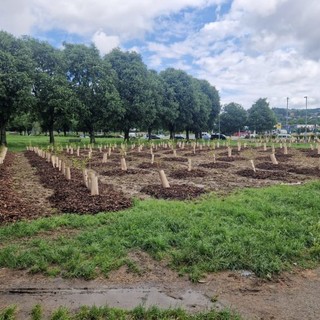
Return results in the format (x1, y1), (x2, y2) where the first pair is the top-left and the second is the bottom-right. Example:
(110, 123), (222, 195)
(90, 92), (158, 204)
(286, 97), (289, 132)
(218, 112), (221, 140)
(304, 96), (308, 140)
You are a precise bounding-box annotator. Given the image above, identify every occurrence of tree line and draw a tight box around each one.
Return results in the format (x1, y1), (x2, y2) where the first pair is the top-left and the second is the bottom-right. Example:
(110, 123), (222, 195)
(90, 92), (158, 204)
(0, 30), (277, 145)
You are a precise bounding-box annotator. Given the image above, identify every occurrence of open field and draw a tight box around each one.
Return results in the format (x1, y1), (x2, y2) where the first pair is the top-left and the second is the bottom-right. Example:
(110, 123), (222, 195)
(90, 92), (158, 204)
(1, 138), (320, 319)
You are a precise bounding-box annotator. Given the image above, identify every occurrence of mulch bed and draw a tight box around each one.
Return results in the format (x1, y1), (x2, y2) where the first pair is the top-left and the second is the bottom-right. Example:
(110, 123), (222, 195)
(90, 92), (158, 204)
(128, 152), (153, 158)
(199, 162), (233, 169)
(236, 169), (288, 180)
(140, 184), (206, 200)
(137, 162), (164, 169)
(287, 167), (320, 176)
(25, 151), (132, 214)
(101, 168), (150, 176)
(163, 157), (188, 162)
(217, 156), (246, 162)
(169, 169), (207, 179)
(0, 153), (45, 224)
(255, 162), (294, 171)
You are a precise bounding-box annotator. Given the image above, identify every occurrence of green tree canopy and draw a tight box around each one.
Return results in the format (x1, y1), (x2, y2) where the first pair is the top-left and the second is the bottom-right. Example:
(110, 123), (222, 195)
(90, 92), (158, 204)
(105, 49), (152, 140)
(0, 31), (33, 145)
(220, 102), (247, 135)
(248, 98), (277, 133)
(64, 44), (123, 143)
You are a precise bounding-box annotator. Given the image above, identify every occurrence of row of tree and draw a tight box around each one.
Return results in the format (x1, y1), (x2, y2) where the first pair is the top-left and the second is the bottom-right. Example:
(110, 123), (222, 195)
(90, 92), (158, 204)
(0, 31), (221, 145)
(0, 30), (277, 145)
(220, 100), (277, 135)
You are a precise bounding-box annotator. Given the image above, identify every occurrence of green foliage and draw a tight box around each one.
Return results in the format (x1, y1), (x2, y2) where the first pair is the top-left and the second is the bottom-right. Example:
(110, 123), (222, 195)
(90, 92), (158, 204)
(0, 306), (16, 320)
(0, 305), (241, 320)
(0, 31), (34, 145)
(105, 49), (152, 140)
(64, 44), (123, 144)
(31, 305), (42, 320)
(220, 103), (247, 135)
(1, 182), (320, 281)
(248, 98), (277, 133)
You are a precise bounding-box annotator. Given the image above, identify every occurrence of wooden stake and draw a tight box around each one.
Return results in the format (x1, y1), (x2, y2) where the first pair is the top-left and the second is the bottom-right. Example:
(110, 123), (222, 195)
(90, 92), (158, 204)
(121, 157), (127, 171)
(188, 158), (192, 172)
(151, 154), (155, 164)
(83, 169), (88, 188)
(159, 170), (170, 188)
(250, 160), (256, 172)
(263, 143), (267, 151)
(66, 167), (71, 180)
(270, 153), (278, 165)
(90, 174), (99, 195)
(228, 147), (232, 157)
(102, 153), (108, 163)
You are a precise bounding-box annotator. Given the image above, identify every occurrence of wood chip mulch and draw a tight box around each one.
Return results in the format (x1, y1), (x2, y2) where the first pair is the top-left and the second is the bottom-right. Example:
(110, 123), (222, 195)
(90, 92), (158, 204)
(169, 169), (207, 179)
(236, 169), (289, 180)
(199, 162), (233, 169)
(25, 151), (132, 214)
(140, 184), (206, 200)
(0, 153), (46, 224)
(101, 168), (150, 176)
(163, 157), (188, 162)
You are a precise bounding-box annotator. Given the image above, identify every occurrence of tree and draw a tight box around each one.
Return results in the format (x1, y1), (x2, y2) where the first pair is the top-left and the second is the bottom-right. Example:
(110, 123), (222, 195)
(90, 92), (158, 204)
(140, 70), (164, 139)
(64, 44), (123, 143)
(105, 49), (152, 141)
(220, 102), (247, 135)
(248, 98), (277, 133)
(0, 31), (33, 145)
(191, 78), (220, 138)
(160, 68), (197, 139)
(27, 38), (77, 144)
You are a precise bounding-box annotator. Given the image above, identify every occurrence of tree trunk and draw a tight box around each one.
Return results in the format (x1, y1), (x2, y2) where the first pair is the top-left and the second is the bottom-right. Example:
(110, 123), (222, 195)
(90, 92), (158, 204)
(0, 123), (7, 146)
(124, 129), (130, 142)
(89, 129), (95, 144)
(148, 127), (152, 140)
(186, 129), (190, 141)
(49, 128), (55, 144)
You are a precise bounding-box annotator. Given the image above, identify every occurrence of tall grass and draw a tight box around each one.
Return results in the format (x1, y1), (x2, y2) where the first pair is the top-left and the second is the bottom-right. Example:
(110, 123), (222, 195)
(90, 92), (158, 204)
(0, 181), (319, 281)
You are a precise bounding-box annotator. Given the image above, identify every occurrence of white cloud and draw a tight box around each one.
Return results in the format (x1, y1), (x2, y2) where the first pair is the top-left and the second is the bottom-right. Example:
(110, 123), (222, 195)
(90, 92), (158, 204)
(0, 0), (224, 38)
(1, 0), (319, 109)
(92, 31), (120, 55)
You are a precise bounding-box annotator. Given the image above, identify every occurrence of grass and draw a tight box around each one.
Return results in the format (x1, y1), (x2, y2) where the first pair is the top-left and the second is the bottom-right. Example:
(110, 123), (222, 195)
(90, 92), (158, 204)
(0, 305), (241, 320)
(6, 134), (125, 152)
(0, 181), (319, 281)
(6, 133), (315, 152)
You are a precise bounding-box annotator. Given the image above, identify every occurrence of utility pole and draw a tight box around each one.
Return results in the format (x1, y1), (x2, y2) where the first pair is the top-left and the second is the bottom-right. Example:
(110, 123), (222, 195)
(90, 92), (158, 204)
(286, 97), (289, 132)
(304, 96), (308, 141)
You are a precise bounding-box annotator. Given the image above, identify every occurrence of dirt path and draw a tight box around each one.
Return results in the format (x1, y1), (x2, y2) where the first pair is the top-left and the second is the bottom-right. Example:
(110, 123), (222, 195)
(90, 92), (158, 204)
(0, 257), (320, 319)
(11, 153), (56, 217)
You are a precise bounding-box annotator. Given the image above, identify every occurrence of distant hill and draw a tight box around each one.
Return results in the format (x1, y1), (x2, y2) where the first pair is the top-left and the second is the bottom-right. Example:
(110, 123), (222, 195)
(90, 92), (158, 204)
(272, 107), (320, 125)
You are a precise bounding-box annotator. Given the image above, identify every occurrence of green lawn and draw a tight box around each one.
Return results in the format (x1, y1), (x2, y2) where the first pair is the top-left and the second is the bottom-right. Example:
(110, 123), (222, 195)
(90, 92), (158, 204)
(0, 181), (319, 281)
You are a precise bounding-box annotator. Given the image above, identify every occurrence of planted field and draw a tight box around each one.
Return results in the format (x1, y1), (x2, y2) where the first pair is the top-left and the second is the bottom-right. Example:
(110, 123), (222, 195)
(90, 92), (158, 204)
(1, 140), (320, 319)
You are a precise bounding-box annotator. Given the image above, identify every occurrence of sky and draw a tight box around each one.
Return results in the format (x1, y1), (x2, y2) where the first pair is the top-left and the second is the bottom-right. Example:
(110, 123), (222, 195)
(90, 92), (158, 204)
(1, 0), (320, 110)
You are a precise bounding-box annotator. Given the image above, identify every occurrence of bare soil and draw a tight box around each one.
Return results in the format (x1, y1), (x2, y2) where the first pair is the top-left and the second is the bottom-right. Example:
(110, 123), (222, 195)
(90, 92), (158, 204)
(1, 146), (320, 319)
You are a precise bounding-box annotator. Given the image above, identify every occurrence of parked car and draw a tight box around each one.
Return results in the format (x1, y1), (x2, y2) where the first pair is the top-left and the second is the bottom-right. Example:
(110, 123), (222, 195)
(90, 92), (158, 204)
(145, 134), (162, 139)
(277, 133), (291, 139)
(174, 134), (185, 139)
(210, 133), (227, 140)
(202, 133), (211, 140)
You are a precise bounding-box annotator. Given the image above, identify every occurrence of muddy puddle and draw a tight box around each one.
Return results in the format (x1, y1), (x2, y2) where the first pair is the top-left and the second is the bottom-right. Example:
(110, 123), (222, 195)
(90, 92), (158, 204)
(0, 284), (215, 319)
